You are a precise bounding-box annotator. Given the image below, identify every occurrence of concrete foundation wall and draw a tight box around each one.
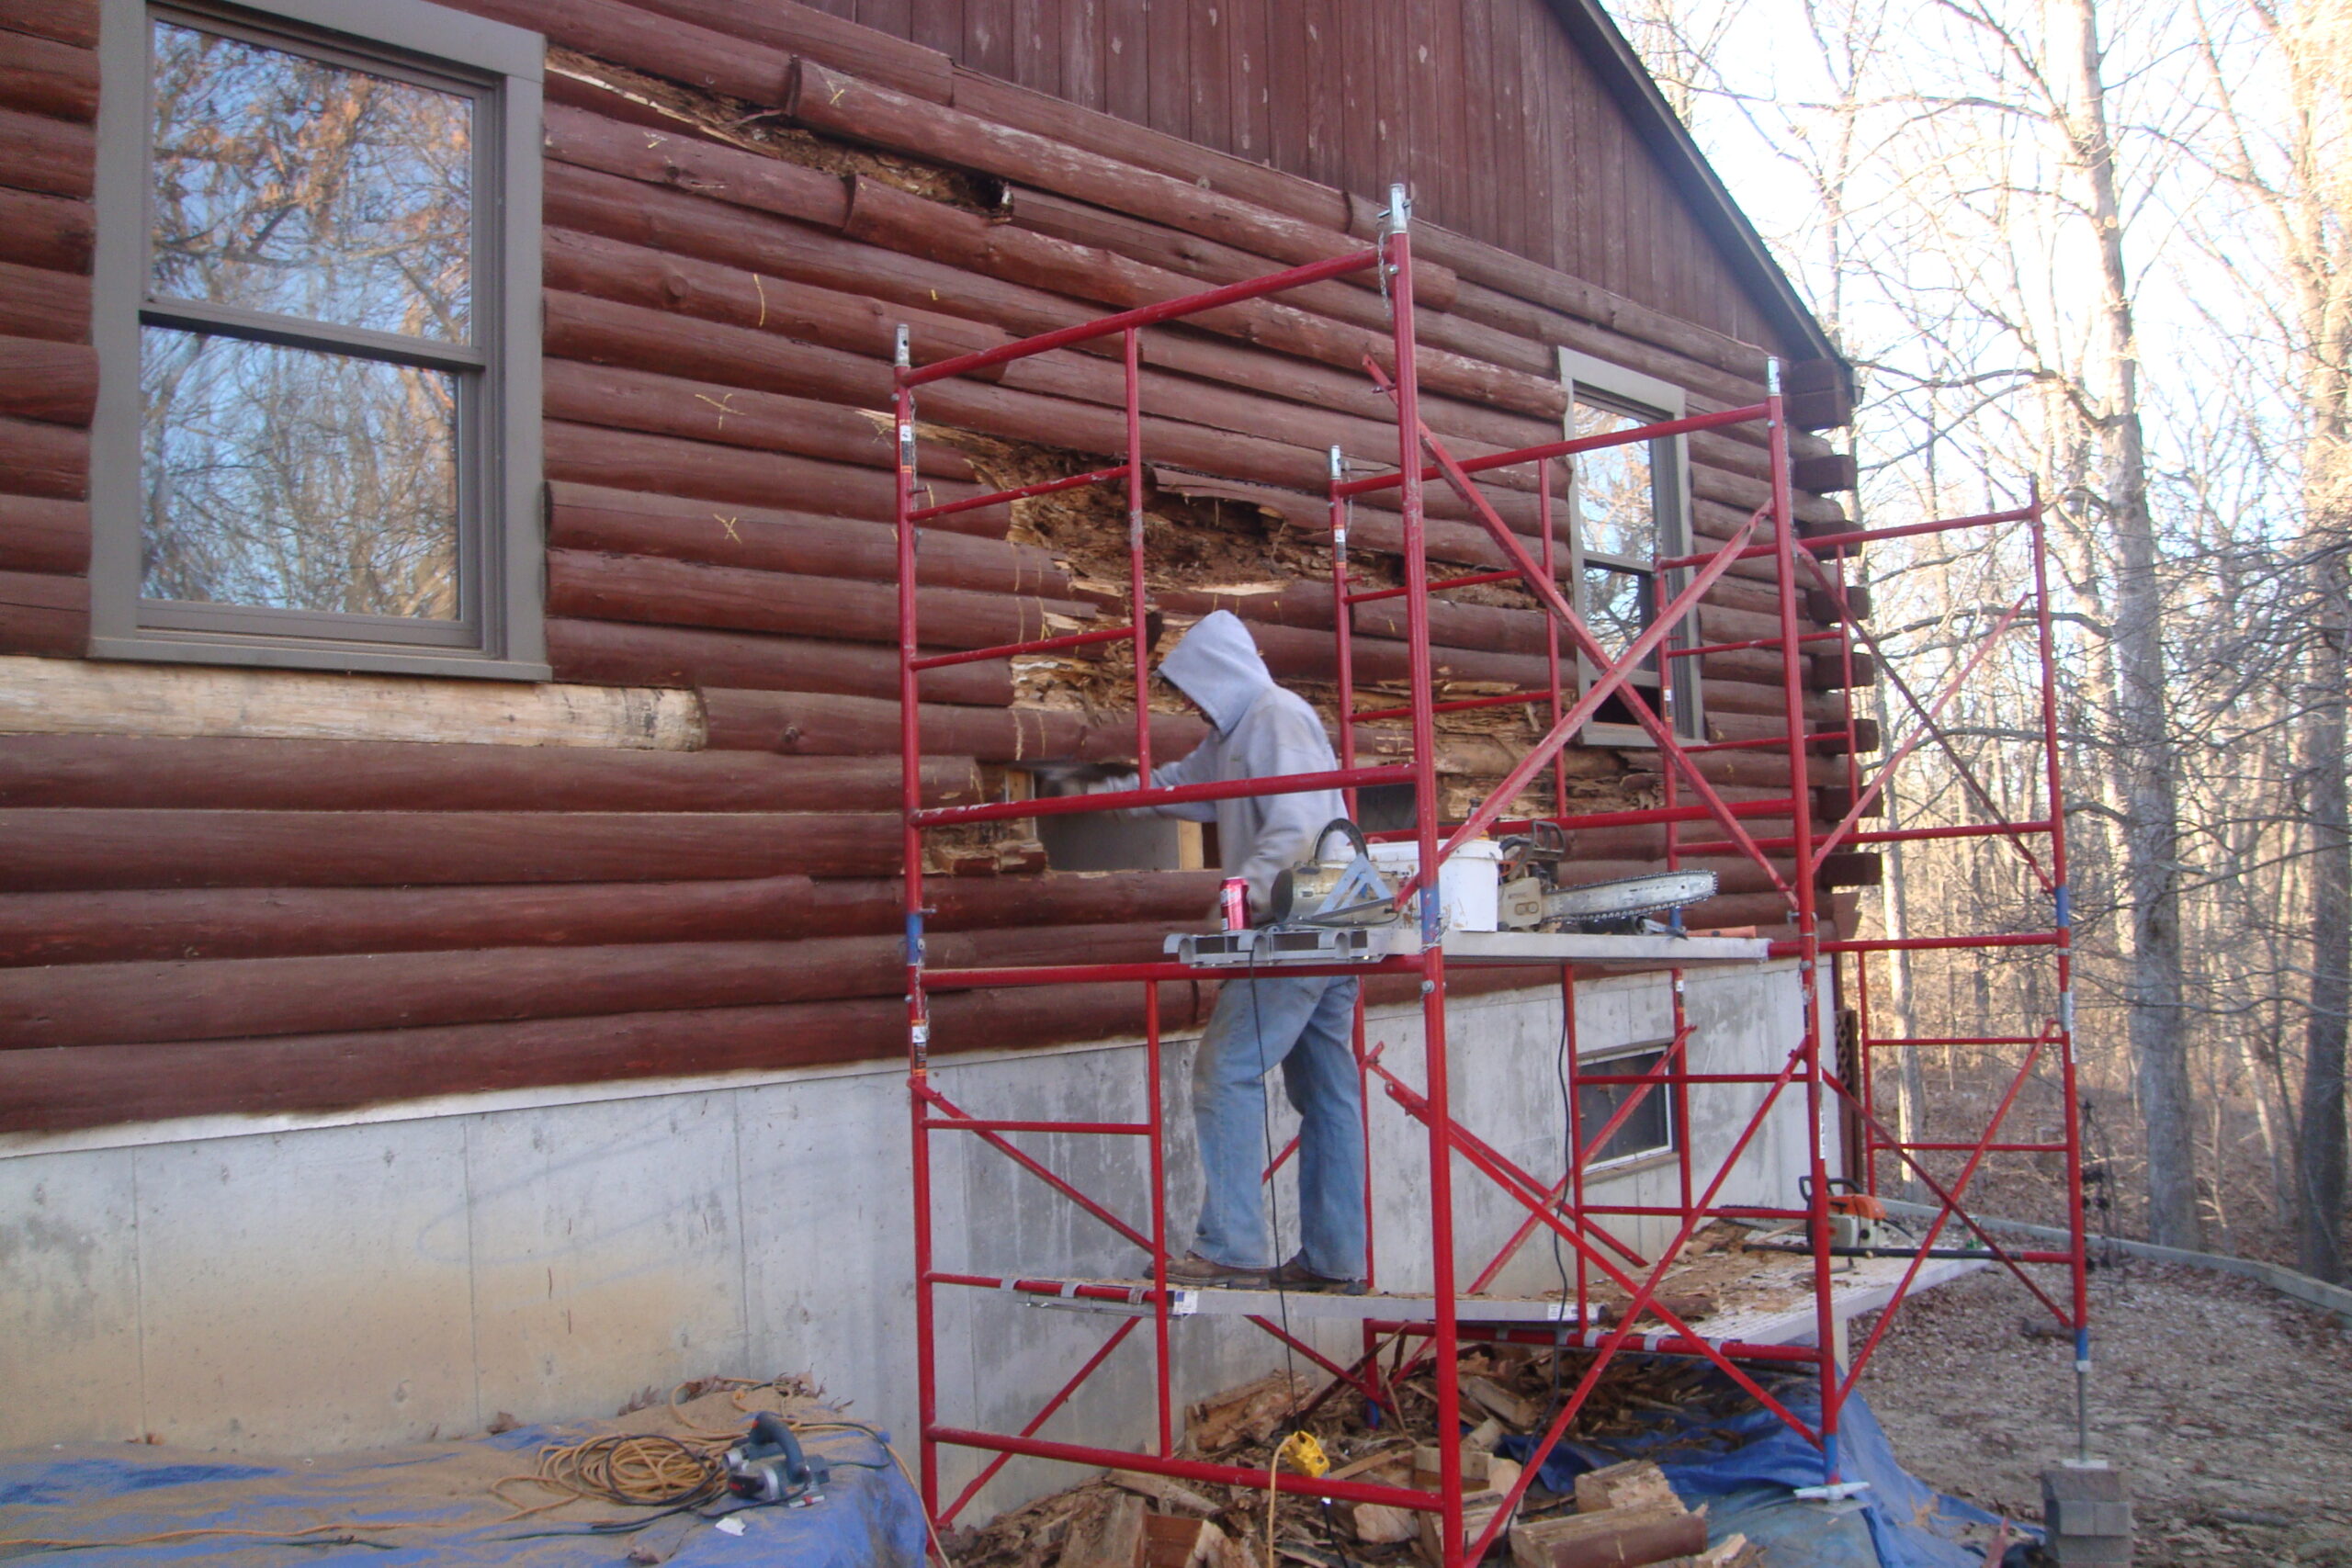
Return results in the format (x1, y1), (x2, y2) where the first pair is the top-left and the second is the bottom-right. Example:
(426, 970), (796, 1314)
(0, 962), (1803, 1509)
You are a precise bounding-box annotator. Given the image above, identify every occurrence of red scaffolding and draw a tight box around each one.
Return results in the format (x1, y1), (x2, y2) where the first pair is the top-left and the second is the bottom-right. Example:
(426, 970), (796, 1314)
(889, 188), (2088, 1562)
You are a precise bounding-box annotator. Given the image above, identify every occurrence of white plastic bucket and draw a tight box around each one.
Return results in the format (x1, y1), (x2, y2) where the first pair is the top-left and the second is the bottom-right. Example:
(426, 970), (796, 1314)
(1367, 838), (1504, 932)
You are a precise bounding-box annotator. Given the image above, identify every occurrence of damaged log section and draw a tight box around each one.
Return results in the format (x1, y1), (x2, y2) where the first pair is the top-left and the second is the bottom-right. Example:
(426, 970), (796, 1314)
(0, 0), (1866, 1124)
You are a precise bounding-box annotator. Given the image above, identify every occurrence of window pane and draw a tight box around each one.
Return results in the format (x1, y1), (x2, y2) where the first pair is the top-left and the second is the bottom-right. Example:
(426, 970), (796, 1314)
(150, 19), (472, 341)
(141, 326), (460, 618)
(1582, 564), (1655, 663)
(1571, 400), (1657, 561)
(1580, 1050), (1672, 1164)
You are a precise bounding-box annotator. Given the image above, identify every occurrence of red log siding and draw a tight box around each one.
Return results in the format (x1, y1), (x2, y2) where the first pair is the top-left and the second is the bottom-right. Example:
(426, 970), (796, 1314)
(0, 0), (1852, 1131)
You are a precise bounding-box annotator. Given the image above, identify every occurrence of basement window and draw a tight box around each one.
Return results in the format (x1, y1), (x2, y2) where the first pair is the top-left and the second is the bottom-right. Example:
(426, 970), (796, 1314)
(90, 0), (547, 678)
(1579, 1044), (1679, 1169)
(1558, 350), (1701, 743)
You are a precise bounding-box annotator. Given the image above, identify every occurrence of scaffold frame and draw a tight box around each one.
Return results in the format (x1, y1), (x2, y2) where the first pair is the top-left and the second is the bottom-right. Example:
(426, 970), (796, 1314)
(888, 187), (2088, 1564)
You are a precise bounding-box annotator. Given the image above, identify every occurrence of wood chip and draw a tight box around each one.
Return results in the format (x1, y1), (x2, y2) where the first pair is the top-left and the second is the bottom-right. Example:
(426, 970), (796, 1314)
(1108, 1469), (1220, 1516)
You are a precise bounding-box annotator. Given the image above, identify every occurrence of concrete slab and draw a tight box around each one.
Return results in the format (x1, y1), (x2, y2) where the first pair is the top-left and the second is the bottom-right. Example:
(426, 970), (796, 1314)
(465, 1092), (747, 1427)
(0, 1148), (143, 1446)
(132, 1122), (478, 1450)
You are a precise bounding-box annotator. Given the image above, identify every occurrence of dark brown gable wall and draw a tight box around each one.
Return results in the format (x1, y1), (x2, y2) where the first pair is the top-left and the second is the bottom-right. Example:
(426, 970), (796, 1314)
(782, 0), (1788, 349)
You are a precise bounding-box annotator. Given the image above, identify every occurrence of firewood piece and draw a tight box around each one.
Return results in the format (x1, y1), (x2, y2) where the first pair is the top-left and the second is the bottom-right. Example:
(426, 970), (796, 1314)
(1057, 1492), (1148, 1568)
(1107, 1470), (1219, 1516)
(1509, 1503), (1706, 1568)
(1340, 1504), (1418, 1545)
(1573, 1461), (1681, 1517)
(1144, 1513), (1237, 1568)
(1461, 1375), (1541, 1431)
(1418, 1457), (1521, 1564)
(1184, 1371), (1308, 1452)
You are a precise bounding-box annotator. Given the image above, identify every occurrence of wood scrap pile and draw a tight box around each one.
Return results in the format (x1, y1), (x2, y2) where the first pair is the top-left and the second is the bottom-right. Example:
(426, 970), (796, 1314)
(952, 1351), (1769, 1568)
(1508, 1461), (1756, 1568)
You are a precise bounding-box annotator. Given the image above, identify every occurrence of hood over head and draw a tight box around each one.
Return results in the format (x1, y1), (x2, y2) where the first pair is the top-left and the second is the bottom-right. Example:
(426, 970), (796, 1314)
(1159, 610), (1272, 735)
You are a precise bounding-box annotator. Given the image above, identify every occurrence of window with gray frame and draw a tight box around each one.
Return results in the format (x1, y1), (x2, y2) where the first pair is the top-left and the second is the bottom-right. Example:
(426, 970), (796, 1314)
(90, 0), (544, 677)
(1579, 1044), (1678, 1168)
(1558, 349), (1700, 742)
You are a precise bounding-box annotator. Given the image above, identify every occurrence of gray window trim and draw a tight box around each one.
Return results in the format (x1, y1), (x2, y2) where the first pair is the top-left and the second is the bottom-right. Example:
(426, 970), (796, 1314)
(1557, 347), (1701, 746)
(90, 0), (548, 681)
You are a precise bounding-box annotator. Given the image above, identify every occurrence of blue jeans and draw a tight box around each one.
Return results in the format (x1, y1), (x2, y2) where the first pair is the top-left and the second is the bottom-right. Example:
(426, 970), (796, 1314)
(1190, 973), (1365, 1279)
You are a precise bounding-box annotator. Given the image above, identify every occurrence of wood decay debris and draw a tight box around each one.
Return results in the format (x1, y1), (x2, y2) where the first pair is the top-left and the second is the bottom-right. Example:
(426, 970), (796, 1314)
(950, 1351), (1765, 1568)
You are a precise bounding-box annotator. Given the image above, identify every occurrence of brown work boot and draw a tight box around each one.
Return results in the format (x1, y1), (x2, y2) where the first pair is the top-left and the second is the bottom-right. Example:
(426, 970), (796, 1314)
(1164, 1252), (1270, 1288)
(1270, 1254), (1367, 1295)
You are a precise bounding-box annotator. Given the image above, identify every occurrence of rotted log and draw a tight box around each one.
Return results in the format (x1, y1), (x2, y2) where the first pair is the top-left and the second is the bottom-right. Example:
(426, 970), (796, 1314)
(0, 566), (82, 654)
(546, 547), (1091, 651)
(544, 359), (981, 484)
(0, 184), (90, 272)
(1235, 616), (1563, 694)
(0, 28), (96, 120)
(543, 224), (1012, 379)
(541, 101), (852, 229)
(0, 492), (85, 573)
(0, 333), (94, 423)
(785, 59), (1456, 310)
(543, 421), (1010, 535)
(0, 920), (1188, 1049)
(0, 808), (903, 891)
(0, 978), (1213, 1134)
(0, 869), (1224, 968)
(0, 259), (86, 343)
(0, 734), (981, 812)
(546, 617), (1013, 705)
(0, 104), (91, 198)
(549, 481), (1066, 596)
(701, 686), (1210, 763)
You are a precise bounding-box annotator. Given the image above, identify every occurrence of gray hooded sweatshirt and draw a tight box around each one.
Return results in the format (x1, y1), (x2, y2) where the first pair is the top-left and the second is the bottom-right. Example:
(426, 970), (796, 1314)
(1111, 610), (1347, 915)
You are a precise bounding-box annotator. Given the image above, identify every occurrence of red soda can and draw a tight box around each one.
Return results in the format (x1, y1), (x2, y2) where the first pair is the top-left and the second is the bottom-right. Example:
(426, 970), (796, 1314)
(1220, 877), (1250, 931)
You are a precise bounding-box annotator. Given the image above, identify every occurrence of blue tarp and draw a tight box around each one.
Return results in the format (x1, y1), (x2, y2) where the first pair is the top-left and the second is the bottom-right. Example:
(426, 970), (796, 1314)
(1494, 1367), (2031, 1568)
(0, 1417), (929, 1566)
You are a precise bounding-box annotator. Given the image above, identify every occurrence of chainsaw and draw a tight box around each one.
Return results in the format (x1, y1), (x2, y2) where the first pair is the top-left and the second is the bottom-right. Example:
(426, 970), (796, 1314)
(1266, 818), (1401, 929)
(1493, 822), (1719, 933)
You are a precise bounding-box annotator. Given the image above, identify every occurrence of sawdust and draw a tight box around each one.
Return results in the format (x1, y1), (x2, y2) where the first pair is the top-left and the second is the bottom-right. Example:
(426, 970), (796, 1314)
(1854, 1260), (2352, 1566)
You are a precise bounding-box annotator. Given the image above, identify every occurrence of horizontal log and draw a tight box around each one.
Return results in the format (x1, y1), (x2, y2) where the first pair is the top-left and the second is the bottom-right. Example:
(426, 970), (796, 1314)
(0, 491), (84, 572)
(546, 616), (1012, 705)
(0, 410), (84, 497)
(0, 808), (901, 890)
(0, 29), (94, 120)
(546, 547), (1090, 651)
(0, 869), (1223, 967)
(449, 0), (792, 107)
(0, 653), (705, 748)
(0, 103), (89, 197)
(1805, 584), (1871, 623)
(1695, 679), (1848, 725)
(543, 420), (1009, 535)
(786, 59), (1455, 312)
(1, 921), (1188, 1048)
(0, 0), (97, 48)
(542, 101), (853, 230)
(0, 565), (80, 654)
(1455, 277), (1764, 414)
(1783, 359), (1855, 432)
(549, 480), (1064, 596)
(701, 686), (1209, 763)
(0, 332), (92, 423)
(1147, 468), (1520, 574)
(1351, 197), (1773, 386)
(1792, 452), (1857, 493)
(0, 734), (980, 812)
(1812, 651), (1876, 689)
(624, 0), (954, 101)
(841, 174), (1562, 423)
(543, 224), (1014, 379)
(544, 358), (981, 484)
(0, 978), (1211, 1133)
(0, 173), (86, 273)
(547, 280), (1549, 533)
(1229, 615), (1563, 694)
(0, 258), (85, 342)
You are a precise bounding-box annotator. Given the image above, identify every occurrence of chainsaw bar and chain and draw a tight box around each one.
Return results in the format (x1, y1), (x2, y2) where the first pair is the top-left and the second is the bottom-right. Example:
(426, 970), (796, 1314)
(1542, 870), (1719, 926)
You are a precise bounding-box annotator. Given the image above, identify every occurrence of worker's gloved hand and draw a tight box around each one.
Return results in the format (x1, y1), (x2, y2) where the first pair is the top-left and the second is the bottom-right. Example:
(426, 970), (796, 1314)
(1027, 762), (1101, 797)
(1084, 771), (1141, 796)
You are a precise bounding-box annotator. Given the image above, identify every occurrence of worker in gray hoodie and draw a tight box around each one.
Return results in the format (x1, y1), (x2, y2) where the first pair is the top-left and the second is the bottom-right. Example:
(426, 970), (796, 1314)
(1091, 610), (1364, 1292)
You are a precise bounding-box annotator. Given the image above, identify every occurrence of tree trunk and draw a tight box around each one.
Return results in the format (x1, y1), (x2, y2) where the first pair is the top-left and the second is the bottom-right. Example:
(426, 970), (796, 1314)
(2295, 502), (2349, 1281)
(2062, 0), (2201, 1247)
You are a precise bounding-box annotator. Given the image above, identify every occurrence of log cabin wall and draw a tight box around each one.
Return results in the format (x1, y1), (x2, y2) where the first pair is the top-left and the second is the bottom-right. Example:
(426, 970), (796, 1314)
(0, 0), (1867, 1134)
